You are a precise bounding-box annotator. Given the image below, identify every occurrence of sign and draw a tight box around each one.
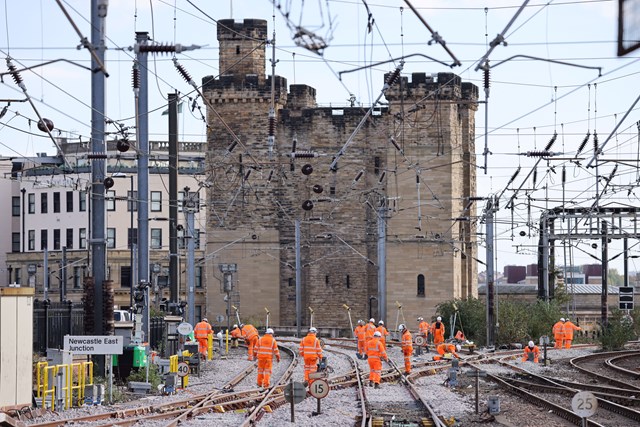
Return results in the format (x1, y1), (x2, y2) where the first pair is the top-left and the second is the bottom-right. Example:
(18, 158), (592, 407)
(176, 362), (190, 378)
(216, 314), (225, 323)
(464, 370), (487, 377)
(572, 391), (598, 418)
(177, 322), (193, 336)
(309, 371), (327, 380)
(284, 381), (306, 404)
(414, 335), (426, 346)
(64, 335), (123, 355)
(619, 286), (634, 310)
(309, 379), (329, 399)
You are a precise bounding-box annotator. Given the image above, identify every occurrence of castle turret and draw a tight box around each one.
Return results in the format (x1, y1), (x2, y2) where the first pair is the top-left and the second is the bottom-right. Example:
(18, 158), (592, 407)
(217, 19), (268, 84)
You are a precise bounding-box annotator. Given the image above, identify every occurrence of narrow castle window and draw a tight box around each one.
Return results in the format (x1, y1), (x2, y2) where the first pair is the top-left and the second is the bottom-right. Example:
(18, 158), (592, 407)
(346, 275), (350, 289)
(236, 45), (240, 55)
(417, 274), (425, 297)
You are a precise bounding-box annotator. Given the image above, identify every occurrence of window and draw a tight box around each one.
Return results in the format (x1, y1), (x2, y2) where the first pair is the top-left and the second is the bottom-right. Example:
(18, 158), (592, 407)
(195, 266), (203, 288)
(40, 230), (48, 250)
(121, 266), (132, 289)
(151, 228), (162, 248)
(195, 305), (202, 322)
(14, 268), (21, 285)
(128, 228), (138, 248)
(151, 191), (162, 212)
(41, 193), (48, 213)
(11, 233), (20, 252)
(106, 190), (116, 211)
(66, 191), (73, 212)
(28, 193), (35, 214)
(374, 156), (381, 175)
(106, 228), (116, 249)
(178, 191), (185, 212)
(128, 191), (138, 212)
(417, 274), (425, 297)
(79, 228), (86, 249)
(53, 192), (60, 213)
(53, 229), (60, 250)
(28, 230), (35, 250)
(346, 275), (350, 289)
(12, 196), (20, 216)
(66, 229), (73, 249)
(330, 186), (336, 195)
(73, 266), (83, 288)
(79, 191), (86, 212)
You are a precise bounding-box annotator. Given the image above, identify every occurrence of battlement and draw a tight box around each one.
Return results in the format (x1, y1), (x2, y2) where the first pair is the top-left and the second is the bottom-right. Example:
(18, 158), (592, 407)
(385, 72), (478, 102)
(287, 84), (317, 109)
(217, 19), (268, 82)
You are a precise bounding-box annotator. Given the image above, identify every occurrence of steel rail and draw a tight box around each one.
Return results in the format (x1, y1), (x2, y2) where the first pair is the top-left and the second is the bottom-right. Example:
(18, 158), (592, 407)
(570, 350), (640, 391)
(604, 352), (640, 379)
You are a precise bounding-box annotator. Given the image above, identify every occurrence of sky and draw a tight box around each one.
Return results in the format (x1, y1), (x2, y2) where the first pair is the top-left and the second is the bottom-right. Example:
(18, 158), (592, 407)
(1, 0), (640, 277)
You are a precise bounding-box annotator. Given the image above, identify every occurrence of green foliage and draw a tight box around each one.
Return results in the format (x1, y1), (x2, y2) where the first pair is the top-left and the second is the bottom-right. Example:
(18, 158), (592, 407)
(599, 308), (635, 350)
(126, 363), (162, 391)
(607, 268), (623, 286)
(436, 297), (486, 344)
(526, 299), (564, 340)
(495, 301), (528, 344)
(631, 306), (640, 339)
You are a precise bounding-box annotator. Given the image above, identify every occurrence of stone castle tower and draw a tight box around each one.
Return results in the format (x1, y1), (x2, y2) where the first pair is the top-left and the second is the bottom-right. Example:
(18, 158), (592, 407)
(202, 19), (478, 329)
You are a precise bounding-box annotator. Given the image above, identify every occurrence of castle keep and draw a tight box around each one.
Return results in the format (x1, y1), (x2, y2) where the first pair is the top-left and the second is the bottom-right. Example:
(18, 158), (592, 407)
(203, 19), (478, 328)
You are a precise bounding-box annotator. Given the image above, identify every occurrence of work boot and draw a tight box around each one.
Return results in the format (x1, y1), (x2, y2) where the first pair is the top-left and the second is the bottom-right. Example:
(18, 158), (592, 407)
(374, 383), (380, 389)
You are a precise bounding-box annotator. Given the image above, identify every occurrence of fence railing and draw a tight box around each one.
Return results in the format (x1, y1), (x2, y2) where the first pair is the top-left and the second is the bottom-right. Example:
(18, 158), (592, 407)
(33, 300), (85, 354)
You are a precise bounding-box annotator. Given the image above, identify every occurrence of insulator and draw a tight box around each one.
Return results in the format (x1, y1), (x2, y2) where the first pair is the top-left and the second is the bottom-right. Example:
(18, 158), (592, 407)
(544, 132), (558, 151)
(37, 118), (54, 133)
(267, 170), (274, 182)
(173, 58), (193, 84)
(562, 166), (566, 183)
(226, 141), (238, 154)
(6, 59), (24, 86)
(416, 174), (420, 184)
(302, 200), (314, 211)
(576, 132), (590, 155)
(244, 169), (251, 181)
(291, 151), (316, 158)
(508, 166), (521, 184)
(593, 131), (599, 153)
(483, 67), (490, 90)
(525, 150), (553, 157)
(353, 170), (364, 183)
(268, 116), (275, 137)
(532, 168), (537, 186)
(385, 66), (402, 86)
(378, 171), (386, 183)
(301, 164), (313, 175)
(292, 138), (297, 153)
(290, 162), (295, 172)
(137, 43), (177, 53)
(312, 184), (323, 194)
(390, 137), (402, 152)
(132, 64), (140, 90)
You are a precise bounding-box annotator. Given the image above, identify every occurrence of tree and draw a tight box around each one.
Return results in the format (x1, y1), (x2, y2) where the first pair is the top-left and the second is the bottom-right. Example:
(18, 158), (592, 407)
(608, 268), (623, 286)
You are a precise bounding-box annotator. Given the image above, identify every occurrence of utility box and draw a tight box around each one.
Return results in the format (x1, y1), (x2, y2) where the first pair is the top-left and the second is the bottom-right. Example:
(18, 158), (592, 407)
(0, 287), (34, 409)
(488, 396), (500, 414)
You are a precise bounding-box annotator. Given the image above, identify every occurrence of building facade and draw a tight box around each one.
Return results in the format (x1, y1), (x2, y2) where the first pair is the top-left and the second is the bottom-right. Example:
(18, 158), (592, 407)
(201, 19), (479, 329)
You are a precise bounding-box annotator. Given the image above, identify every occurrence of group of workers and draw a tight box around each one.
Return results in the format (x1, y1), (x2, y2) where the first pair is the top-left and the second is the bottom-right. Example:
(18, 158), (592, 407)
(552, 317), (582, 349)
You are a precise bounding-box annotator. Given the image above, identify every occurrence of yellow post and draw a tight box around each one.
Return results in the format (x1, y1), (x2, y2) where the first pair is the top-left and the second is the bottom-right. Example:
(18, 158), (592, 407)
(225, 329), (229, 354)
(169, 355), (178, 373)
(207, 334), (213, 360)
(36, 361), (48, 398)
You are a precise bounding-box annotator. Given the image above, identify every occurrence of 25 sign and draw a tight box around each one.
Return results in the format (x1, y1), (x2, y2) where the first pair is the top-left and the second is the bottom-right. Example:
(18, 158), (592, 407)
(571, 391), (597, 417)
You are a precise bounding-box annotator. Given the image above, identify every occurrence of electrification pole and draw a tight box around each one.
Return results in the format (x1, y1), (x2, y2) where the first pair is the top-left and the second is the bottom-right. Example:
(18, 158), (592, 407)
(185, 187), (196, 325)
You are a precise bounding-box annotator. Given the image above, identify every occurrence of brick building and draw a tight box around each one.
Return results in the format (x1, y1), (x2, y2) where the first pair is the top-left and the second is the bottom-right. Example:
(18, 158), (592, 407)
(202, 19), (479, 329)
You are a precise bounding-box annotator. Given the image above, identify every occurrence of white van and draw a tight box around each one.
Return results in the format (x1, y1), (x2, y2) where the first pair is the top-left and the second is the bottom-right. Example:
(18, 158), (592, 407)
(114, 310), (131, 322)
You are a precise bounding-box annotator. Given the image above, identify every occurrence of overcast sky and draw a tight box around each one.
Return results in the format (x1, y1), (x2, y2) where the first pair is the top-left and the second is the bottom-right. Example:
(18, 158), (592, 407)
(1, 0), (639, 276)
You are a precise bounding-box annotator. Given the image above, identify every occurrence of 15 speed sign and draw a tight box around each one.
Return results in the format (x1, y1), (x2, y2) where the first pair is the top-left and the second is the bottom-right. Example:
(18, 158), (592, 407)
(309, 379), (329, 399)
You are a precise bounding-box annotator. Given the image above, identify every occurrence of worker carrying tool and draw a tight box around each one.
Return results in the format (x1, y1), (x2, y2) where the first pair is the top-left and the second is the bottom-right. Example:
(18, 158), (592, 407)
(230, 324), (242, 348)
(366, 330), (388, 389)
(522, 340), (540, 363)
(255, 328), (280, 388)
(417, 317), (430, 346)
(364, 318), (376, 342)
(563, 318), (581, 349)
(354, 320), (367, 359)
(241, 323), (260, 361)
(552, 318), (566, 349)
(194, 318), (213, 357)
(398, 324), (413, 374)
(299, 327), (323, 385)
(431, 316), (446, 345)
(376, 320), (390, 351)
(433, 342), (461, 361)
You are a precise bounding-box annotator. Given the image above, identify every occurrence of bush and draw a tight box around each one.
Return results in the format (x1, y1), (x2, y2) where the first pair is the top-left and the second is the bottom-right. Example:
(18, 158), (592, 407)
(126, 363), (162, 391)
(599, 309), (635, 350)
(436, 297), (486, 344)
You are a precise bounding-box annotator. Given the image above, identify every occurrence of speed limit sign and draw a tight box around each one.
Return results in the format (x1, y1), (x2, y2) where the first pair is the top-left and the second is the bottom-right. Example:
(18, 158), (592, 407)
(309, 379), (329, 399)
(572, 391), (597, 418)
(414, 335), (426, 346)
(176, 362), (190, 378)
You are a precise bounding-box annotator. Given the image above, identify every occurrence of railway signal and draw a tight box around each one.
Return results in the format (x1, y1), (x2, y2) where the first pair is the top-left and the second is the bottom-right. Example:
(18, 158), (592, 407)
(619, 286), (634, 310)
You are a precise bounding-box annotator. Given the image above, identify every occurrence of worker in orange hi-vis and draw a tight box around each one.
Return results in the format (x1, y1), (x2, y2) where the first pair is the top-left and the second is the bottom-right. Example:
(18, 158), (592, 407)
(354, 320), (367, 359)
(299, 327), (323, 385)
(366, 331), (388, 389)
(522, 340), (540, 363)
(193, 318), (213, 356)
(364, 318), (376, 343)
(240, 323), (260, 360)
(399, 324), (413, 374)
(230, 324), (242, 348)
(433, 342), (461, 361)
(563, 318), (581, 349)
(255, 328), (281, 388)
(454, 330), (466, 341)
(417, 317), (430, 346)
(552, 318), (566, 349)
(431, 316), (446, 345)
(376, 320), (390, 351)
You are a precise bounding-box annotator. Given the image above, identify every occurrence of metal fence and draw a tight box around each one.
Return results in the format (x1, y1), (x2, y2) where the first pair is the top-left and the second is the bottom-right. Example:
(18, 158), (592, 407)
(33, 300), (85, 354)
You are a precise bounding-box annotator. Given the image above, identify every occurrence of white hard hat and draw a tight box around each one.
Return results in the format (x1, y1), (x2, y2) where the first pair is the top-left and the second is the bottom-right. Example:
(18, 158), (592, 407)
(455, 344), (461, 352)
(528, 340), (535, 347)
(437, 316), (442, 321)
(233, 324), (238, 329)
(202, 318), (208, 322)
(309, 327), (317, 333)
(560, 318), (565, 322)
(417, 317), (423, 321)
(266, 328), (274, 334)
(369, 318), (375, 322)
(398, 324), (406, 331)
(357, 319), (364, 325)
(374, 331), (382, 337)
(378, 320), (384, 325)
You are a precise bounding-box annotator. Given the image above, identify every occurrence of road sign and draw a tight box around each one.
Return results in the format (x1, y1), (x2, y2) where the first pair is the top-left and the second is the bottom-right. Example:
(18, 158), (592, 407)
(215, 314), (225, 323)
(176, 362), (190, 378)
(284, 381), (306, 404)
(619, 286), (634, 310)
(309, 379), (329, 399)
(572, 391), (598, 417)
(64, 335), (123, 355)
(177, 322), (193, 336)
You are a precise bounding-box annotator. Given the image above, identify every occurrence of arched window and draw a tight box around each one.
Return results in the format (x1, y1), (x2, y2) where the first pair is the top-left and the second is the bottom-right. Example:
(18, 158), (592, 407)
(417, 274), (425, 297)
